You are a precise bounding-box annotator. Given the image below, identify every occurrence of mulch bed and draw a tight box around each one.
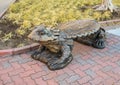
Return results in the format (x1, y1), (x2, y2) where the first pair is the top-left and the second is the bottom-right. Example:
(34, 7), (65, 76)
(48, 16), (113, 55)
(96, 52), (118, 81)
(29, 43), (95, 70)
(0, 22), (33, 50)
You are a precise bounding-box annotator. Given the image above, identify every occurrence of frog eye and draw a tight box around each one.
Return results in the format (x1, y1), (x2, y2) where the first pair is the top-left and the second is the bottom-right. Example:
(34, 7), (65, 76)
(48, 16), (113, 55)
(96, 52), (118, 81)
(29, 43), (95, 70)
(37, 30), (45, 35)
(40, 32), (45, 35)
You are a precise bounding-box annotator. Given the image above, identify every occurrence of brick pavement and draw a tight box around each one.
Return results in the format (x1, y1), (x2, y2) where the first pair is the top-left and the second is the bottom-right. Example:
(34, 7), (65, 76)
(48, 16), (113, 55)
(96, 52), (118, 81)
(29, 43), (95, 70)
(0, 33), (120, 85)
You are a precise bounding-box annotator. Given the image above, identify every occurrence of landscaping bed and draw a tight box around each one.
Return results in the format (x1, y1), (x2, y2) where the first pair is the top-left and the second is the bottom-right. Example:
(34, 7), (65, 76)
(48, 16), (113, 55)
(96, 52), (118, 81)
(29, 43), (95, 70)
(0, 22), (33, 49)
(0, 0), (120, 50)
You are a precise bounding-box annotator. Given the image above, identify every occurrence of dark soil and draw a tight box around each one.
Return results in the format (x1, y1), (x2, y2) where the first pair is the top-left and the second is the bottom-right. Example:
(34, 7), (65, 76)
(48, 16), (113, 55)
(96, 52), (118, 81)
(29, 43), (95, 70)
(0, 21), (33, 50)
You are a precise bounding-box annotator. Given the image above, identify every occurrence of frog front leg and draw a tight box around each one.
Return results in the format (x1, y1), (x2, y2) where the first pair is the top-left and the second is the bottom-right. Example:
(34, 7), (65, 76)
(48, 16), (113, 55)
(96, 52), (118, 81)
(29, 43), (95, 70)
(31, 46), (46, 60)
(92, 28), (106, 49)
(48, 43), (73, 70)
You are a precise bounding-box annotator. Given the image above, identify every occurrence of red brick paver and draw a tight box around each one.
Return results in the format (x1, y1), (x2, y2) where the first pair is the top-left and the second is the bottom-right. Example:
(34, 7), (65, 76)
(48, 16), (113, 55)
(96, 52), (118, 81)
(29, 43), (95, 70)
(0, 33), (120, 85)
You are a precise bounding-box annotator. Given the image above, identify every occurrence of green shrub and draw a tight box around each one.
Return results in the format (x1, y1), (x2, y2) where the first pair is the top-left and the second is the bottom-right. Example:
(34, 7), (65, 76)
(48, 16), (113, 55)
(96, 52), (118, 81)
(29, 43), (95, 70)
(3, 0), (120, 37)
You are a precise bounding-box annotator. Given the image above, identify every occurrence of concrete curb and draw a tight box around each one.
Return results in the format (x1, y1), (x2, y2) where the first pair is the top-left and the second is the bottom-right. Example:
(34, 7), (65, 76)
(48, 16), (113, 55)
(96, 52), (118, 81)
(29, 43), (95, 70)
(99, 19), (120, 25)
(0, 43), (39, 56)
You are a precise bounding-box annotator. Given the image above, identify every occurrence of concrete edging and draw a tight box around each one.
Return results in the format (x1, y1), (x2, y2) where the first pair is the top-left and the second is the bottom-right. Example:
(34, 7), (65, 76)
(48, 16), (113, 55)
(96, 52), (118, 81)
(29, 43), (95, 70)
(0, 43), (39, 56)
(99, 19), (120, 24)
